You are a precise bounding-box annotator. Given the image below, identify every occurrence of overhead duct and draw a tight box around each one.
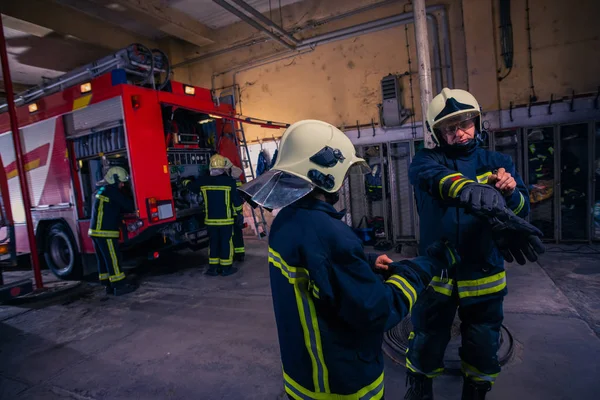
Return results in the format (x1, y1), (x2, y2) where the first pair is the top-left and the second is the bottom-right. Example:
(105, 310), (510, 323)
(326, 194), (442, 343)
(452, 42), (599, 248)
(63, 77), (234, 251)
(212, 0), (296, 50)
(229, 0), (299, 46)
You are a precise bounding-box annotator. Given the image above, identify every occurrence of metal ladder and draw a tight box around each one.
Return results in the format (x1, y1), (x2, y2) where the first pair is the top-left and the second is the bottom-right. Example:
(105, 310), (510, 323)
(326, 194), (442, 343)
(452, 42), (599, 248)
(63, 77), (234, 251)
(219, 91), (269, 239)
(0, 44), (167, 113)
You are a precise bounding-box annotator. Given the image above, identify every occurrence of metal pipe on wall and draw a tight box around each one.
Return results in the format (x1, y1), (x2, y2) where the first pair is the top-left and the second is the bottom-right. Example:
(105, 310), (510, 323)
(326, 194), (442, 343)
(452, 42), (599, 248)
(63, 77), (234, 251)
(229, 0), (299, 45)
(0, 17), (44, 289)
(222, 7), (449, 80)
(412, 0), (435, 148)
(427, 14), (443, 93)
(212, 0), (296, 50)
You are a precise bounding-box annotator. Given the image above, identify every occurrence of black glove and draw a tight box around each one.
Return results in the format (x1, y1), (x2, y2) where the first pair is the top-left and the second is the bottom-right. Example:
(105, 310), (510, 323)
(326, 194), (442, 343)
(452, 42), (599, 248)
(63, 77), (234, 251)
(485, 209), (545, 265)
(458, 183), (506, 217)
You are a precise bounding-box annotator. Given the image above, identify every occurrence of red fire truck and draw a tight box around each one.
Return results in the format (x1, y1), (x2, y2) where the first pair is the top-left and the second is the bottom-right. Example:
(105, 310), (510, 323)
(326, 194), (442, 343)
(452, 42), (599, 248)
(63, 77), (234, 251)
(0, 44), (283, 281)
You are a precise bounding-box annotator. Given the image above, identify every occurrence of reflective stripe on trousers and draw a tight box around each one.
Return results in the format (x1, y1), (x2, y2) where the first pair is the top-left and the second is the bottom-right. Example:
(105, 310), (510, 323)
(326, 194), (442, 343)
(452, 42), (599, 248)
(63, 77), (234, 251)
(429, 277), (454, 296)
(284, 370), (384, 400)
(457, 271), (506, 299)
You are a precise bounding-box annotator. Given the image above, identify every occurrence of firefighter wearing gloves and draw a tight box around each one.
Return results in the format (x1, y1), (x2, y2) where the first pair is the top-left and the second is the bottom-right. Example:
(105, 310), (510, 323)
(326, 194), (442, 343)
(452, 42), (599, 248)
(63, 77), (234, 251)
(185, 154), (243, 276)
(404, 88), (544, 400)
(88, 166), (137, 296)
(239, 119), (461, 400)
(231, 165), (246, 261)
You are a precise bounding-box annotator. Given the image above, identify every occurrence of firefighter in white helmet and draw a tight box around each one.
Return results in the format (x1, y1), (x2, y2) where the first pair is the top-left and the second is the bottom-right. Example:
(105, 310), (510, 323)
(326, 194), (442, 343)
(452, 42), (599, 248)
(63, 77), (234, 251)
(403, 88), (545, 399)
(89, 166), (138, 296)
(239, 119), (461, 400)
(184, 154), (243, 276)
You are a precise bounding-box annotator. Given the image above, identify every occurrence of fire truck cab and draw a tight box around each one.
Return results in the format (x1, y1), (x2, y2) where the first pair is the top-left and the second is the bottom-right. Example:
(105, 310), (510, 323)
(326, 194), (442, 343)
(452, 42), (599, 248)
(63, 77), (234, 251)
(0, 44), (280, 280)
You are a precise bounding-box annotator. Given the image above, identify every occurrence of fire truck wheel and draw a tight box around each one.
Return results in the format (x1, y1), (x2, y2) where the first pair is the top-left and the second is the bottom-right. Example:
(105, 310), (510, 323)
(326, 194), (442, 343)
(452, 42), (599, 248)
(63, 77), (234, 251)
(44, 224), (82, 280)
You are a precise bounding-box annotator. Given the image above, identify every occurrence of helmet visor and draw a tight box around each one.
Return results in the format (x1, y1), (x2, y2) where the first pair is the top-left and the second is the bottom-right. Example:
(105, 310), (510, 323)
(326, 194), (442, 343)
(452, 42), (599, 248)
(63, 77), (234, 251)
(238, 170), (314, 211)
(435, 111), (479, 133)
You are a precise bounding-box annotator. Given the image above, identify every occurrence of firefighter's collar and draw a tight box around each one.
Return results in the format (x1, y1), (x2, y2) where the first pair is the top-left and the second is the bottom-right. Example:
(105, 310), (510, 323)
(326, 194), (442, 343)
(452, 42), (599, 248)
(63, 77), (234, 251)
(292, 197), (346, 220)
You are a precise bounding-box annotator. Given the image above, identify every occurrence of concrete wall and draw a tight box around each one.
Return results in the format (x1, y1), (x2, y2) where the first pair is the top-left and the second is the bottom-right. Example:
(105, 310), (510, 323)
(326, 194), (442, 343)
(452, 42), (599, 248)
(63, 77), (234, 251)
(172, 0), (600, 142)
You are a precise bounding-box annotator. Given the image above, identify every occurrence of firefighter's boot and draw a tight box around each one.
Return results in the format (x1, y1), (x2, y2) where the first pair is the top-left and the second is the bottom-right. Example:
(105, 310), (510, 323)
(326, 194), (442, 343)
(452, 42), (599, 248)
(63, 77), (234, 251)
(234, 253), (245, 262)
(111, 279), (138, 296)
(221, 266), (239, 276)
(461, 377), (491, 400)
(404, 370), (434, 400)
(205, 266), (220, 276)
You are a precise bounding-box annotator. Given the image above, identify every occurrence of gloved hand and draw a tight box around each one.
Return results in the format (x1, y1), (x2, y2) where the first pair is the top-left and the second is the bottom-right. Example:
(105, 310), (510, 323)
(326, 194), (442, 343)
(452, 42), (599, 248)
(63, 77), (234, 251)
(426, 239), (460, 270)
(485, 209), (545, 265)
(458, 183), (506, 217)
(235, 213), (244, 229)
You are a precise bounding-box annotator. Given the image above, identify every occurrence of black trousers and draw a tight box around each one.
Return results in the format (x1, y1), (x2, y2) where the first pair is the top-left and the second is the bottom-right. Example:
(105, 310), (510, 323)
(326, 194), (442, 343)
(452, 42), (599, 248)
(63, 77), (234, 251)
(232, 223), (245, 254)
(92, 237), (125, 283)
(407, 287), (504, 383)
(207, 225), (234, 267)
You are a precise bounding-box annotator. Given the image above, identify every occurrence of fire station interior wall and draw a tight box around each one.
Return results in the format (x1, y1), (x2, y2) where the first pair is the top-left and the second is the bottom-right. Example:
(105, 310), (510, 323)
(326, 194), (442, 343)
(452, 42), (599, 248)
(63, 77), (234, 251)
(172, 0), (600, 142)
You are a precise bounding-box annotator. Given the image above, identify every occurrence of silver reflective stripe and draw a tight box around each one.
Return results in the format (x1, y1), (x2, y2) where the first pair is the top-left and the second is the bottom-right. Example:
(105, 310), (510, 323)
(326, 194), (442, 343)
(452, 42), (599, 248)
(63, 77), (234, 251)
(457, 276), (506, 296)
(360, 378), (384, 399)
(269, 251), (309, 280)
(430, 280), (454, 296)
(284, 380), (310, 400)
(298, 289), (327, 392)
(387, 276), (416, 306)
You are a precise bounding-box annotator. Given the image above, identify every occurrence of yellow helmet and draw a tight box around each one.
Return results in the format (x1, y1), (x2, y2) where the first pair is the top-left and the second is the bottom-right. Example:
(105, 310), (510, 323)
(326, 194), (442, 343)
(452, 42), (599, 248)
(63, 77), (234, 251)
(426, 88), (482, 146)
(209, 154), (233, 170)
(101, 166), (129, 185)
(239, 120), (369, 210)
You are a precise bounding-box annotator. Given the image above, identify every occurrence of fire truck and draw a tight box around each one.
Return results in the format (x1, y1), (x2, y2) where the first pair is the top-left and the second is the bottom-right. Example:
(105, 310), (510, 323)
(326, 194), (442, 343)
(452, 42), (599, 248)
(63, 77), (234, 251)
(0, 44), (282, 281)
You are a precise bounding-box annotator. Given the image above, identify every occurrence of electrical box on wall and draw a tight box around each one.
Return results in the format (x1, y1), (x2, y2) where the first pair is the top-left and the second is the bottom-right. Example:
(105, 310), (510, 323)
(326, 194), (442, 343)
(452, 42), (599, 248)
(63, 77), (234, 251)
(379, 74), (411, 128)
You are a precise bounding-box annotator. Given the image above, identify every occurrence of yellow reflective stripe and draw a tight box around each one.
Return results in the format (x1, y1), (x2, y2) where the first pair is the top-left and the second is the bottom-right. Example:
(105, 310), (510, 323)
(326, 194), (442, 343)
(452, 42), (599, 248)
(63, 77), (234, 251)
(406, 358), (444, 378)
(270, 248), (329, 393)
(209, 258), (219, 265)
(476, 171), (493, 184)
(449, 178), (475, 198)
(234, 204), (243, 212)
(294, 285), (329, 393)
(461, 360), (498, 383)
(95, 194), (110, 202)
(283, 370), (384, 400)
(201, 187), (209, 217)
(429, 277), (454, 296)
(234, 247), (245, 253)
(205, 218), (235, 225)
(457, 271), (507, 298)
(386, 275), (417, 311)
(88, 229), (120, 238)
(269, 248), (310, 283)
(221, 237), (233, 266)
(203, 186), (233, 190)
(226, 189), (231, 219)
(512, 192), (525, 215)
(95, 197), (106, 231)
(438, 173), (461, 198)
(107, 240), (125, 282)
(99, 273), (109, 281)
(308, 280), (320, 299)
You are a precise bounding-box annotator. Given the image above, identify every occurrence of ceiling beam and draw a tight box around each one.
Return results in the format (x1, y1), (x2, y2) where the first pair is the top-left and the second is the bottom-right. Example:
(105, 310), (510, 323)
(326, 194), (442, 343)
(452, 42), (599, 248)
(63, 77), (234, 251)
(0, 0), (157, 51)
(98, 0), (216, 47)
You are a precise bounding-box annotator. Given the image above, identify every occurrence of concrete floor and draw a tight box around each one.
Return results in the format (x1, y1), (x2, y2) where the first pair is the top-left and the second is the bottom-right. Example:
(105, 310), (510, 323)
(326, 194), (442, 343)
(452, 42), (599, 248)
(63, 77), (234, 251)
(1, 240), (599, 400)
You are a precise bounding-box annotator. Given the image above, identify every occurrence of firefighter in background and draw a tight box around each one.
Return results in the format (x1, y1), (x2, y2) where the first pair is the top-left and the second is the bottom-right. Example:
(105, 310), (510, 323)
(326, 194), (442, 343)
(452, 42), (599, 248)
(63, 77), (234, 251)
(405, 88), (543, 399)
(239, 119), (462, 400)
(89, 166), (138, 296)
(231, 165), (246, 262)
(185, 154), (243, 276)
